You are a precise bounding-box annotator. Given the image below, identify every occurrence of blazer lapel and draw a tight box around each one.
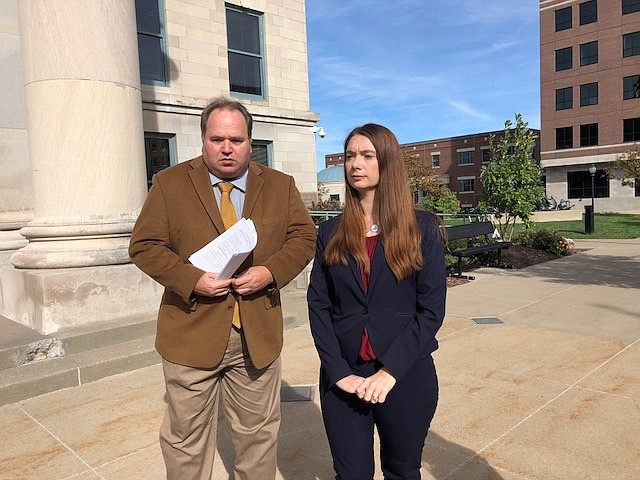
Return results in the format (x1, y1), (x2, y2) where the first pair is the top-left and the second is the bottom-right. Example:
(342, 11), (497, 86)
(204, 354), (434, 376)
(366, 237), (386, 294)
(242, 162), (264, 218)
(347, 255), (367, 297)
(188, 156), (225, 234)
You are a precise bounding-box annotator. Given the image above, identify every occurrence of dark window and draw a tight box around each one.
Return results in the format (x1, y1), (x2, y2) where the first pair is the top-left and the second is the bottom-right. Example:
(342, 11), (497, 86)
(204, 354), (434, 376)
(580, 123), (598, 146)
(432, 154), (440, 168)
(459, 178), (475, 192)
(555, 6), (572, 31)
(623, 75), (640, 99)
(556, 87), (573, 110)
(556, 47), (573, 71)
(636, 178), (640, 196)
(329, 194), (340, 202)
(623, 0), (640, 15)
(482, 149), (490, 163)
(580, 41), (598, 65)
(580, 82), (598, 106)
(135, 0), (168, 85)
(226, 5), (265, 97)
(457, 151), (474, 165)
(623, 31), (640, 57)
(579, 0), (597, 25)
(556, 126), (573, 149)
(144, 133), (175, 188)
(567, 169), (609, 199)
(251, 141), (271, 166)
(624, 117), (640, 141)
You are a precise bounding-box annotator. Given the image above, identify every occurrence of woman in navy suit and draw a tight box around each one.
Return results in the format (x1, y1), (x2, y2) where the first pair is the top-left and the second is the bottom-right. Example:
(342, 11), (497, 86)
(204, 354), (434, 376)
(307, 123), (447, 479)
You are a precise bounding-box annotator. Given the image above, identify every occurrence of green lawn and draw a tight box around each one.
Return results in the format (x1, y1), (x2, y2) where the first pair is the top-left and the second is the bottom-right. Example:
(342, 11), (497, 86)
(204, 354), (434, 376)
(516, 213), (640, 239)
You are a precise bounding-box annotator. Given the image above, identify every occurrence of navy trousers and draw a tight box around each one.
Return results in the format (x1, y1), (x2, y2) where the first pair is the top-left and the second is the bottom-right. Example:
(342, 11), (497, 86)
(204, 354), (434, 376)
(320, 355), (438, 480)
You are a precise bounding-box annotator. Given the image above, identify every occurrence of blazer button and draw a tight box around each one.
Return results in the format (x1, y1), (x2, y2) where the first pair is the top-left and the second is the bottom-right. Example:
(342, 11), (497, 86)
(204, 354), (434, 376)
(362, 308), (368, 314)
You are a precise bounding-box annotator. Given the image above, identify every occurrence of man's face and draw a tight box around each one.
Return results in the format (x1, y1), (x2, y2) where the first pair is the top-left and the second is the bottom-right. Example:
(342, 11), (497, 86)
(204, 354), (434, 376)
(202, 108), (252, 179)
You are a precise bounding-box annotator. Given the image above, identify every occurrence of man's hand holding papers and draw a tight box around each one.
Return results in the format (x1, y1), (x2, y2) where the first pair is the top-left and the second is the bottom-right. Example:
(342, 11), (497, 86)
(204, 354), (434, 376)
(189, 218), (258, 280)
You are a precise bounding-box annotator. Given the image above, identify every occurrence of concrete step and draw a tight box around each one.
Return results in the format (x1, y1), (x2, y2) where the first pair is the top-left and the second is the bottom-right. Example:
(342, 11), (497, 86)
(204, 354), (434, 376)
(0, 335), (160, 406)
(0, 285), (316, 407)
(0, 314), (157, 371)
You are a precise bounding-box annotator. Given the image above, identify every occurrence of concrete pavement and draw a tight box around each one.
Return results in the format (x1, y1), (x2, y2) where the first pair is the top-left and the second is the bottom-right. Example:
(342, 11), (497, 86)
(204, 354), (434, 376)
(0, 238), (639, 479)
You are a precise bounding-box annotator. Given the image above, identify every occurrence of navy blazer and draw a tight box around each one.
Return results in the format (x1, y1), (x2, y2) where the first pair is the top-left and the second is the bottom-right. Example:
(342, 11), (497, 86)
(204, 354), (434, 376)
(307, 210), (447, 386)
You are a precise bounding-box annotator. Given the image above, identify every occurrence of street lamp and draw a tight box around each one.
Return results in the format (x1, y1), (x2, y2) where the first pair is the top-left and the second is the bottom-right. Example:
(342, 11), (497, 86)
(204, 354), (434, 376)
(585, 163), (596, 234)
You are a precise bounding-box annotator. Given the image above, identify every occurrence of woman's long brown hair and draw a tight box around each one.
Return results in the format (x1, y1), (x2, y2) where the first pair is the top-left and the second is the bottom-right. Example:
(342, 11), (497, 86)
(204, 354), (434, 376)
(324, 124), (423, 281)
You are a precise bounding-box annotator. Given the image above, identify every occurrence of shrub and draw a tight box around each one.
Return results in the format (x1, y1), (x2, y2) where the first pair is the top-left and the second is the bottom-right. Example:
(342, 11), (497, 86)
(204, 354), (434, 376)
(420, 187), (461, 214)
(513, 228), (569, 256)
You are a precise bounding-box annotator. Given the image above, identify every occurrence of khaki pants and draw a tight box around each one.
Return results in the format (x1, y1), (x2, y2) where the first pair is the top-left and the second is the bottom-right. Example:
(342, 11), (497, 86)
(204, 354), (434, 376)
(160, 328), (281, 480)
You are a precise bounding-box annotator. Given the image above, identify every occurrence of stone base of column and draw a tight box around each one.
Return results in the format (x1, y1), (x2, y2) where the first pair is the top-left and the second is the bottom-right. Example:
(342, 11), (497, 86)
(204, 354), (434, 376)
(11, 222), (138, 269)
(0, 230), (28, 251)
(0, 257), (162, 334)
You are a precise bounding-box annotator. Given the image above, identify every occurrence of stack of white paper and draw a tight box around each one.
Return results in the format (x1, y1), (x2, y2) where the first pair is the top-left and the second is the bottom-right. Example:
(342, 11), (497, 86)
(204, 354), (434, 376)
(188, 218), (258, 280)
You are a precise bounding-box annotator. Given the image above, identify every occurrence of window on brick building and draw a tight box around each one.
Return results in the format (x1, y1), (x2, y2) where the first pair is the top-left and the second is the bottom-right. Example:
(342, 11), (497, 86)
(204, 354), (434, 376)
(431, 153), (440, 168)
(567, 170), (609, 199)
(135, 0), (168, 85)
(457, 150), (474, 165)
(624, 117), (640, 141)
(556, 47), (573, 71)
(556, 126), (573, 149)
(556, 87), (573, 110)
(458, 178), (475, 193)
(481, 148), (490, 163)
(623, 75), (640, 99)
(580, 41), (598, 66)
(580, 82), (598, 106)
(579, 0), (597, 25)
(226, 5), (265, 98)
(623, 31), (640, 57)
(555, 6), (572, 31)
(580, 123), (598, 147)
(623, 0), (640, 15)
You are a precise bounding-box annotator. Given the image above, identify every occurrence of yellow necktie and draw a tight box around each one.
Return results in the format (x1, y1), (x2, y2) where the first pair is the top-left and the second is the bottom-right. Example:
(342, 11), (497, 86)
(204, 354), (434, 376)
(218, 182), (241, 329)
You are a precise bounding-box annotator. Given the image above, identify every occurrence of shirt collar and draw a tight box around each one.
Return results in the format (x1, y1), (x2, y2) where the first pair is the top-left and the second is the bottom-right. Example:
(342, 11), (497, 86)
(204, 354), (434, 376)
(209, 168), (248, 192)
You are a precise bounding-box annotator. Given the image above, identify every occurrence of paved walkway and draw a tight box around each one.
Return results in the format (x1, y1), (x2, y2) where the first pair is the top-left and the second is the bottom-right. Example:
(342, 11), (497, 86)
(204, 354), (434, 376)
(1, 239), (639, 479)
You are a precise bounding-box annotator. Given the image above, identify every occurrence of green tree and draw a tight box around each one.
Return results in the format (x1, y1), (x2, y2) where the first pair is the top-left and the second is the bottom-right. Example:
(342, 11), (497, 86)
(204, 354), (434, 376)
(480, 114), (545, 241)
(610, 148), (640, 188)
(404, 151), (442, 198)
(420, 186), (461, 214)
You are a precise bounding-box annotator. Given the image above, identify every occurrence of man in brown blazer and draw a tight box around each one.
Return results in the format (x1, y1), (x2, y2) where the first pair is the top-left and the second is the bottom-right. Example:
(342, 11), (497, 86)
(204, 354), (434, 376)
(129, 97), (316, 480)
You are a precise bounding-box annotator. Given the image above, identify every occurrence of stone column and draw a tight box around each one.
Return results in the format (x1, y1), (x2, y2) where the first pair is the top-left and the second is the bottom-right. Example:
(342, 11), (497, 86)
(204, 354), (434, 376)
(0, 0), (33, 255)
(2, 0), (161, 334)
(12, 0), (148, 268)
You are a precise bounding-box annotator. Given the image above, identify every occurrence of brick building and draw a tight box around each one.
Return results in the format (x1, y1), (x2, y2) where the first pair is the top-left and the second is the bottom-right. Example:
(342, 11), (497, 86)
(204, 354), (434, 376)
(540, 0), (640, 211)
(324, 130), (541, 209)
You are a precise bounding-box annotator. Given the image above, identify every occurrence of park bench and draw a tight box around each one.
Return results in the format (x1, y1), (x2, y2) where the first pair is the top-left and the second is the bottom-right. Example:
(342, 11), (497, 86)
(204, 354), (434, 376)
(444, 221), (511, 280)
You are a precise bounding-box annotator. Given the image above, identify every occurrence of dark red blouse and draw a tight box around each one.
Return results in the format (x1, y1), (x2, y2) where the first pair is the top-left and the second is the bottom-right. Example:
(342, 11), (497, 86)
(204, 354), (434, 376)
(358, 235), (379, 361)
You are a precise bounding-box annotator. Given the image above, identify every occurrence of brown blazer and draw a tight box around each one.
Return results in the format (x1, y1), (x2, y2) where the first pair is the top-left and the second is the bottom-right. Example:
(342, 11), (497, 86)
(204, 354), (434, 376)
(129, 157), (316, 369)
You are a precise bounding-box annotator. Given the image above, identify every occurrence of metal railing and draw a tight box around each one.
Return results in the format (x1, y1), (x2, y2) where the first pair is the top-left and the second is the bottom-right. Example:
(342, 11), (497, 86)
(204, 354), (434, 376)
(309, 210), (492, 227)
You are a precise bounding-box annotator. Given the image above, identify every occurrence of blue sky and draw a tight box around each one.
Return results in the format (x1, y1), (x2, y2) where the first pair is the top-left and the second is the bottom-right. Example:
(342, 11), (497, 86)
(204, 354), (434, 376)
(305, 0), (540, 171)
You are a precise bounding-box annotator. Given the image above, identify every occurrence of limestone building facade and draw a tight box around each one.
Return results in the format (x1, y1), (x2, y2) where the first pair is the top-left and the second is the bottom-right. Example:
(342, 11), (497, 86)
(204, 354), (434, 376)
(0, 0), (318, 334)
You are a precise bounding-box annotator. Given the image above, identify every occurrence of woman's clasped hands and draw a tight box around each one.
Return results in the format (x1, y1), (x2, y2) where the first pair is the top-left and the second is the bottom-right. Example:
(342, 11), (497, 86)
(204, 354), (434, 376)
(335, 367), (397, 404)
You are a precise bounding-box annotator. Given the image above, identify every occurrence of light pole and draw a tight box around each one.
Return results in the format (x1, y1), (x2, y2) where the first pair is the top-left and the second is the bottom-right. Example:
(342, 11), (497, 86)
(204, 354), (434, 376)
(585, 164), (596, 234)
